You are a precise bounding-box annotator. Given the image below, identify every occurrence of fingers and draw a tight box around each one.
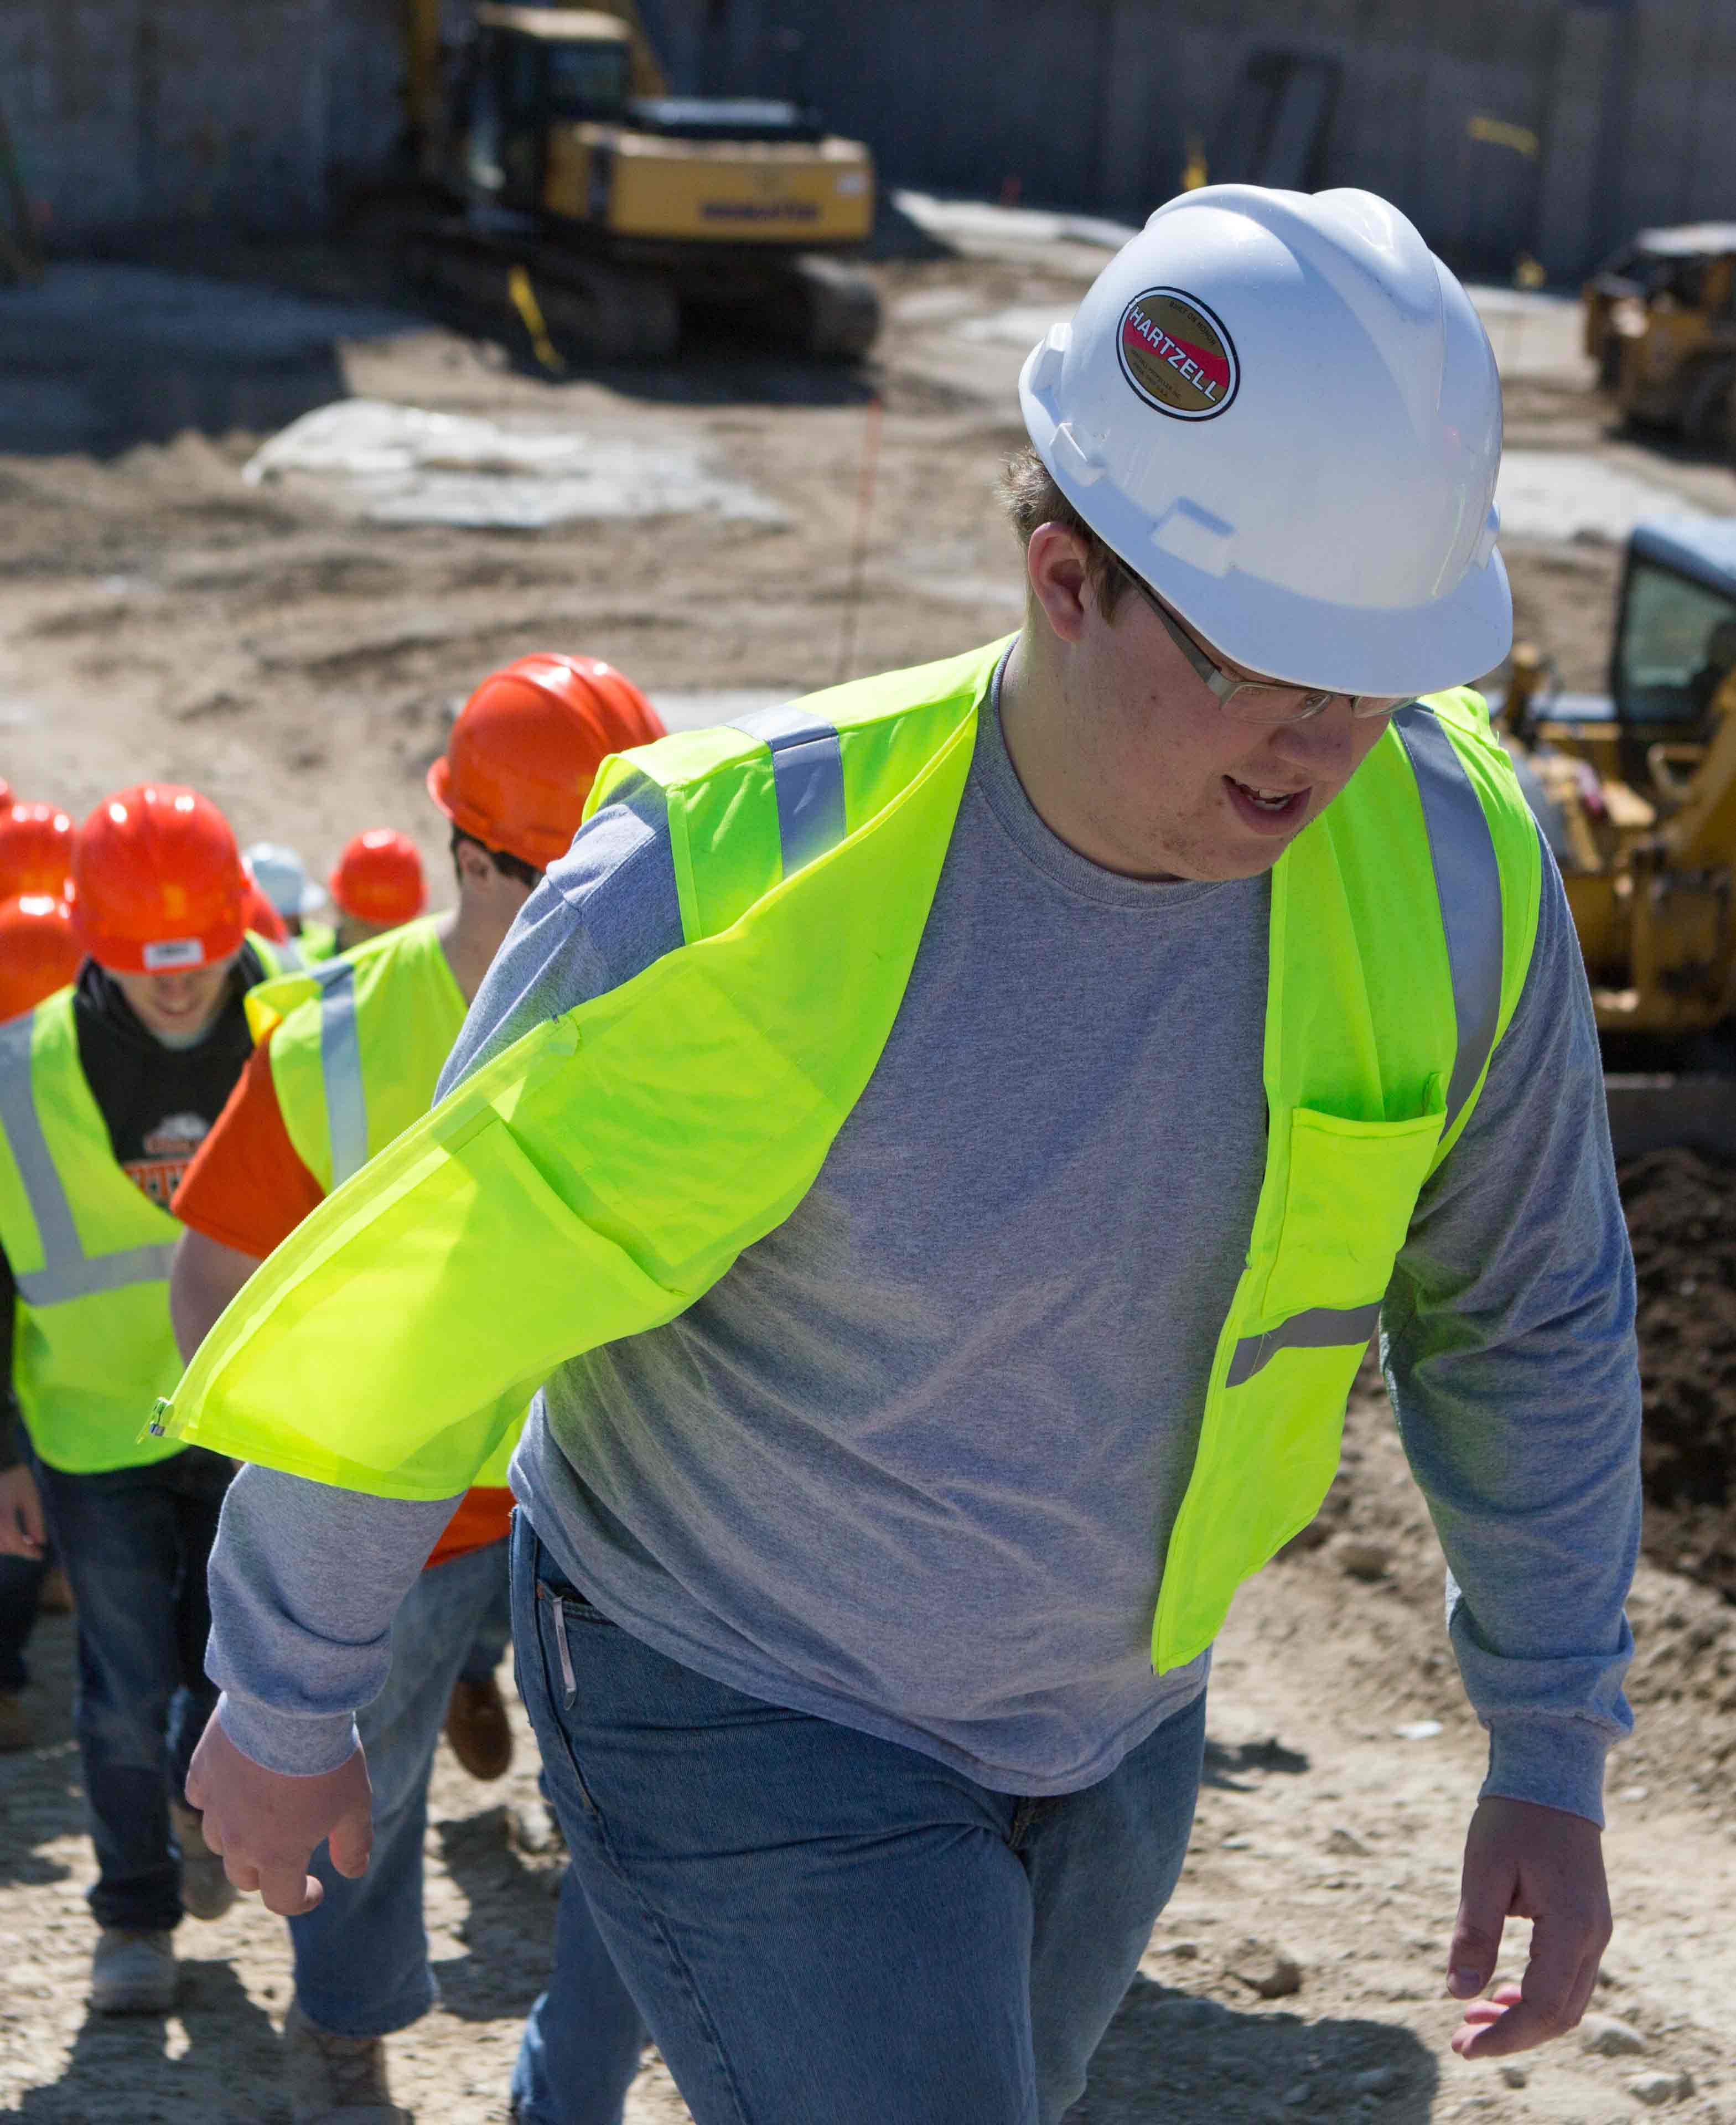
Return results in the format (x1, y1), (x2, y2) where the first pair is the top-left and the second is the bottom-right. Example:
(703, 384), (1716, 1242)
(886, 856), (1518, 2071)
(1453, 1915), (1598, 2059)
(1447, 1864), (1511, 2002)
(327, 1802), (374, 1881)
(257, 1865), (324, 1919)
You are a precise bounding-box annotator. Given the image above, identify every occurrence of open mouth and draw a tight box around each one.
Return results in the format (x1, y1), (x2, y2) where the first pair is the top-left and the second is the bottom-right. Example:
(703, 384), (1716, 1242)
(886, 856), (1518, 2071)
(1224, 776), (1309, 833)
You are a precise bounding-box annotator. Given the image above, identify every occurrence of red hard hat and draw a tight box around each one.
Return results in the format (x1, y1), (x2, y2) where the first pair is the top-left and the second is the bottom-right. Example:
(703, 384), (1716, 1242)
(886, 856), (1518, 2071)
(427, 654), (666, 870)
(0, 801), (77, 903)
(329, 829), (427, 926)
(242, 873), (291, 944)
(0, 895), (81, 1019)
(70, 784), (247, 975)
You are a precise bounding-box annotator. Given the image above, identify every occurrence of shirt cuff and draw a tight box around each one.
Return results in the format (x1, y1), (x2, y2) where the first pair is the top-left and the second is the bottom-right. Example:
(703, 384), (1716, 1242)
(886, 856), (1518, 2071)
(216, 1691), (361, 1779)
(1482, 1716), (1610, 1828)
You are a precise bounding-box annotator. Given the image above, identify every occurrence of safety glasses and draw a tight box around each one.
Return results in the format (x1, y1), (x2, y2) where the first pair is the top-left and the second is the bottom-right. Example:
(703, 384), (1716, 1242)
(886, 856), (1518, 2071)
(1129, 574), (1410, 725)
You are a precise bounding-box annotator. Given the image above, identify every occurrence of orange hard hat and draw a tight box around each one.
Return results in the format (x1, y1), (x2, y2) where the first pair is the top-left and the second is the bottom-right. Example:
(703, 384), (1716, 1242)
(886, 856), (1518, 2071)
(427, 654), (666, 870)
(241, 872), (291, 944)
(0, 895), (81, 1019)
(329, 828), (428, 927)
(70, 784), (247, 975)
(0, 801), (77, 903)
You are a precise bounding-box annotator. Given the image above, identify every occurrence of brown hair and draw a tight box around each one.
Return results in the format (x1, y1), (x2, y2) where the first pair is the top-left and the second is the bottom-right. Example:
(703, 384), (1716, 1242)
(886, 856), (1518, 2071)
(996, 445), (1132, 620)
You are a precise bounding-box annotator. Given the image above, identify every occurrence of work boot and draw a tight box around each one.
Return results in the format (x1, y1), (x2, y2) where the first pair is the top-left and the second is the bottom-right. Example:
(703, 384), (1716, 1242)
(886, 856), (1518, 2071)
(284, 2001), (412, 2124)
(0, 1691), (33, 1753)
(170, 1796), (237, 1921)
(444, 1672), (512, 1781)
(90, 1927), (179, 2015)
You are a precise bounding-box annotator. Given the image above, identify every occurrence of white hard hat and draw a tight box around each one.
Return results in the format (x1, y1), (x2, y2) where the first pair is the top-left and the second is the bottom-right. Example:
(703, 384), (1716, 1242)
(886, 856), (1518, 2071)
(242, 841), (328, 918)
(1018, 185), (1510, 698)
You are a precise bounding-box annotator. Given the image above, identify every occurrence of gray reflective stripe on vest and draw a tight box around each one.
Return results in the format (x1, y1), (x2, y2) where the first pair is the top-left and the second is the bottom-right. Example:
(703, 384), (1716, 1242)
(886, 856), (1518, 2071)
(314, 958), (370, 1185)
(1394, 706), (1505, 1132)
(1224, 1301), (1383, 1389)
(729, 704), (847, 878)
(1226, 708), (1505, 1389)
(0, 1013), (176, 1305)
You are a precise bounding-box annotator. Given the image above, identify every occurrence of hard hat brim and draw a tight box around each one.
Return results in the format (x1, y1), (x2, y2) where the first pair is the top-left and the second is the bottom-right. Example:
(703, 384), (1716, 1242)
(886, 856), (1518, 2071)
(1021, 351), (1514, 701)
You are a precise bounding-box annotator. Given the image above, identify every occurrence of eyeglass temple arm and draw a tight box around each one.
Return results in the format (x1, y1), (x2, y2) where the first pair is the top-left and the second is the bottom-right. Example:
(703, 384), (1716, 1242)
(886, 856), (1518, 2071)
(1142, 585), (1242, 702)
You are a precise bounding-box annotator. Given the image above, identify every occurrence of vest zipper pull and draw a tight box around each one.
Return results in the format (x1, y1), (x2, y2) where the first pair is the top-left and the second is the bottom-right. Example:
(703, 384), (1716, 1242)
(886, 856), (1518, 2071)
(147, 1398), (171, 1437)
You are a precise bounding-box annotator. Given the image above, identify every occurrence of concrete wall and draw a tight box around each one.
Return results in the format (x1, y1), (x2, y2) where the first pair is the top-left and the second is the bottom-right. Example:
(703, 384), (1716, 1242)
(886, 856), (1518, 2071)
(641, 0), (1736, 283)
(6, 0), (1736, 278)
(0, 0), (403, 244)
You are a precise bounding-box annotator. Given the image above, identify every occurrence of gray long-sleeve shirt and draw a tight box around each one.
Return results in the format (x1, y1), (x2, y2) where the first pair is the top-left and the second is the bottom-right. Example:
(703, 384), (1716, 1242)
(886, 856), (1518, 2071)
(209, 671), (1640, 1822)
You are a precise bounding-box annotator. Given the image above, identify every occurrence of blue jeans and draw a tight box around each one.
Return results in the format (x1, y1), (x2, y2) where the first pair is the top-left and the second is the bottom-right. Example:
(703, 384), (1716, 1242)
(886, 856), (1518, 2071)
(0, 1548), (50, 1695)
(34, 1447), (232, 1932)
(291, 1538), (511, 2036)
(461, 1555), (515, 1690)
(511, 1512), (1207, 2125)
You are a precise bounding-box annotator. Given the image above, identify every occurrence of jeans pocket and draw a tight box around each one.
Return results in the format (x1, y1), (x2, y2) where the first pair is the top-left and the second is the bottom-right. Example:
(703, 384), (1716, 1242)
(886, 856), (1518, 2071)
(532, 1580), (602, 1820)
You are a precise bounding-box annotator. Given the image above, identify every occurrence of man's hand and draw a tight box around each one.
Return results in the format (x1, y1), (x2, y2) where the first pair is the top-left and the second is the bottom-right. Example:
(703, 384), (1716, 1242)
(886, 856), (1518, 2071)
(0, 1463), (45, 1559)
(1447, 1795), (1611, 2059)
(184, 1709), (373, 1917)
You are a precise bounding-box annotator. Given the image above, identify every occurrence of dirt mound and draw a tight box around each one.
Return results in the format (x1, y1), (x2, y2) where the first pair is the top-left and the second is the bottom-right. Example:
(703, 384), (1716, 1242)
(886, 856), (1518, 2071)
(1621, 1146), (1736, 1601)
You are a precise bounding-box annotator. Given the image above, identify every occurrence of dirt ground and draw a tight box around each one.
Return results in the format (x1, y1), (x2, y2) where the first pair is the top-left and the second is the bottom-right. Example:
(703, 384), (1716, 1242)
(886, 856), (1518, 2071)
(2, 216), (1735, 2121)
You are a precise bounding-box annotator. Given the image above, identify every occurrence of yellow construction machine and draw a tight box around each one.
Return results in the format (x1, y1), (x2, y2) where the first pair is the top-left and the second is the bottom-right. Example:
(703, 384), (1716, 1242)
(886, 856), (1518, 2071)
(1498, 518), (1736, 1153)
(1582, 225), (1736, 444)
(398, 2), (882, 361)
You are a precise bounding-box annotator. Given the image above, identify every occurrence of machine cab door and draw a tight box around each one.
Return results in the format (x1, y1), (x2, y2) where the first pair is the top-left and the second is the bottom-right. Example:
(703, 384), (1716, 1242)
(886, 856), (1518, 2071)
(492, 30), (549, 212)
(1612, 527), (1736, 794)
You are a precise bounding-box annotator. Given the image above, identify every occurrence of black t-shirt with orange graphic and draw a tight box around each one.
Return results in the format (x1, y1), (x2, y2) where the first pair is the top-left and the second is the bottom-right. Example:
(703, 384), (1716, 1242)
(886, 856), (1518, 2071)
(0, 949), (265, 1464)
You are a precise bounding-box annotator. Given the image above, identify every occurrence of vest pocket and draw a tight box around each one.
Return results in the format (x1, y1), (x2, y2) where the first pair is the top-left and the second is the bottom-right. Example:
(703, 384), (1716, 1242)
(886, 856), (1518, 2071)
(1258, 1095), (1445, 1326)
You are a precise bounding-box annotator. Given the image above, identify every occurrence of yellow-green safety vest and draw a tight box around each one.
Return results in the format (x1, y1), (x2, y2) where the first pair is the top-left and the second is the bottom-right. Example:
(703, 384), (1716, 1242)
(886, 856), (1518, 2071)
(0, 991), (189, 1473)
(0, 935), (284, 1472)
(156, 639), (1540, 1670)
(240, 918), (524, 1488)
(245, 916), (467, 1193)
(297, 920), (339, 964)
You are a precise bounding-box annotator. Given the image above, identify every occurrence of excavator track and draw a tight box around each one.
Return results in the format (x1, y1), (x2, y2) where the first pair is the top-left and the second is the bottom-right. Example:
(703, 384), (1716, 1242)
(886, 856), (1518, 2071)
(397, 214), (881, 365)
(402, 217), (682, 362)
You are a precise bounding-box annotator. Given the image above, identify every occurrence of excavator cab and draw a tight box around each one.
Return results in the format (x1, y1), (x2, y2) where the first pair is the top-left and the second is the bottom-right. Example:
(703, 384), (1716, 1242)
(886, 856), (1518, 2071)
(465, 9), (636, 211)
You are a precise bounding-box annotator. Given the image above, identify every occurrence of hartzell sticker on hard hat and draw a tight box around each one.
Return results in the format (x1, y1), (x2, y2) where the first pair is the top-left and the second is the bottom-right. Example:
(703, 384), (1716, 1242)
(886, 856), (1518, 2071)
(1117, 288), (1239, 420)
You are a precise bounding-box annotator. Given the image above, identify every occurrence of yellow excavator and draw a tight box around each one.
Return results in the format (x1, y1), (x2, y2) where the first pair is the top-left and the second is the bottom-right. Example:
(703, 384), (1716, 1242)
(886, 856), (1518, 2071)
(1498, 519), (1736, 1157)
(398, 2), (882, 361)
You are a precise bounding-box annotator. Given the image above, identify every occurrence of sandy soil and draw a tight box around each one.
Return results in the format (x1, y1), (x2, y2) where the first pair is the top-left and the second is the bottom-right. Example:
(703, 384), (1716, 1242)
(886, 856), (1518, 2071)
(5, 1378), (1734, 2123)
(2, 225), (1734, 2122)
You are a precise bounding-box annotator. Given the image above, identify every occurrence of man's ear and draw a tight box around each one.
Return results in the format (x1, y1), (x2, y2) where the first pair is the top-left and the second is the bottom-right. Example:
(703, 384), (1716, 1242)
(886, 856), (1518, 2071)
(1026, 522), (1095, 645)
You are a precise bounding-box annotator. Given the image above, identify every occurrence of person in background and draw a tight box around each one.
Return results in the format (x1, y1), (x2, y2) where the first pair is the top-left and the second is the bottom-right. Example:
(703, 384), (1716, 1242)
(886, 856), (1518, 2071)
(0, 785), (279, 2013)
(327, 828), (428, 955)
(243, 842), (336, 961)
(171, 656), (663, 2125)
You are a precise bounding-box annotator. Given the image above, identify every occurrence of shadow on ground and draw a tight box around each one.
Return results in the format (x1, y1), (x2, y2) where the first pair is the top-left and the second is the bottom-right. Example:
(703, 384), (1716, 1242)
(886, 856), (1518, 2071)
(431, 1803), (561, 2022)
(1203, 1733), (1310, 1791)
(11, 1957), (282, 2124)
(0, 1610), (82, 1889)
(1064, 1974), (1438, 2123)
